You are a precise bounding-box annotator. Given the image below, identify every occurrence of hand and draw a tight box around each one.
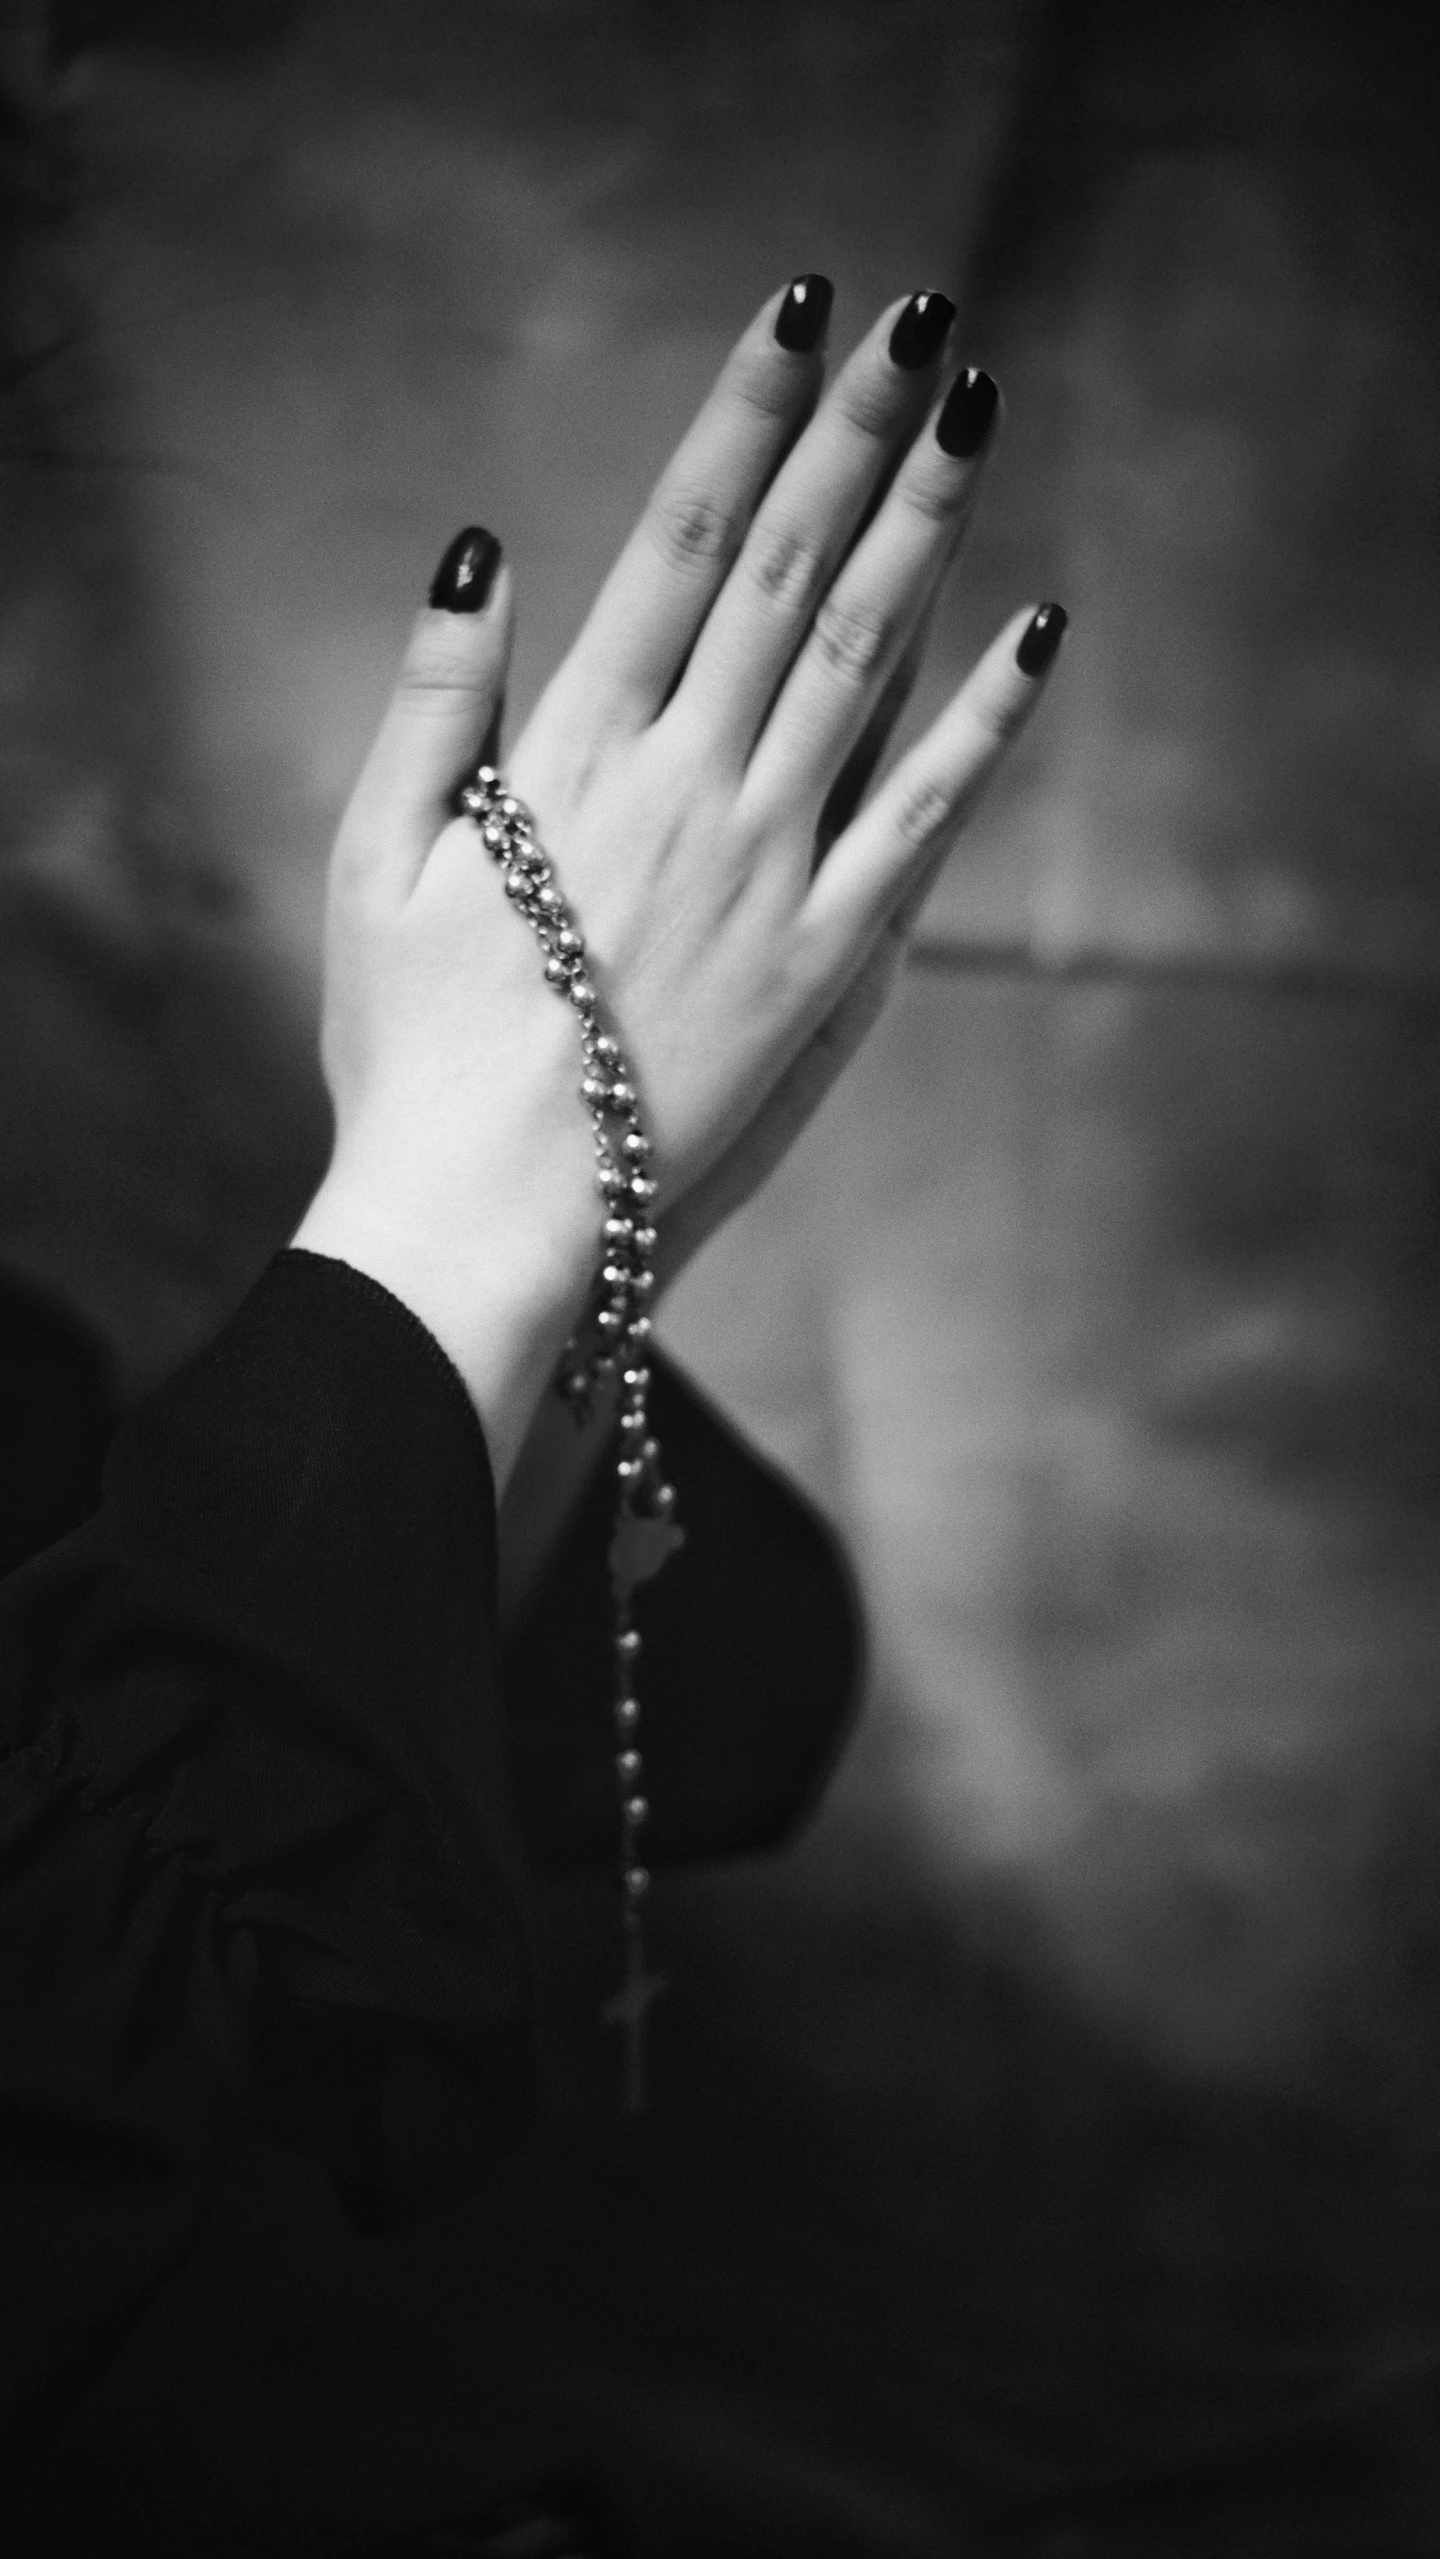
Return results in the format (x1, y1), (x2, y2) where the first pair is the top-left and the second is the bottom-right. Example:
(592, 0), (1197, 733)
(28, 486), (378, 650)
(506, 282), (1063, 1233)
(296, 282), (1067, 1489)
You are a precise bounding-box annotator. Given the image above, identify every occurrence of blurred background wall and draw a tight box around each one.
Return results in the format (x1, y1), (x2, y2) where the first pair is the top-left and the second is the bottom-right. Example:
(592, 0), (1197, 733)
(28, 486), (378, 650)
(4, 2), (1440, 2551)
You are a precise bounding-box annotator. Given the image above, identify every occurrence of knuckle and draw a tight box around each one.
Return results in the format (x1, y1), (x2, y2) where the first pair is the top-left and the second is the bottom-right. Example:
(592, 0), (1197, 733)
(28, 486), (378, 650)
(833, 368), (904, 444)
(744, 522), (826, 613)
(399, 626), (486, 706)
(812, 594), (891, 687)
(648, 485), (740, 576)
(727, 341), (808, 423)
(902, 458), (971, 529)
(972, 683), (1028, 747)
(894, 772), (956, 851)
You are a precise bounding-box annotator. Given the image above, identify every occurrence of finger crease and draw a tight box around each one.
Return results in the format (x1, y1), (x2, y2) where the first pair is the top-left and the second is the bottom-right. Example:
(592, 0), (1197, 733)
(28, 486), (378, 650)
(746, 528), (826, 613)
(649, 490), (741, 575)
(813, 599), (891, 686)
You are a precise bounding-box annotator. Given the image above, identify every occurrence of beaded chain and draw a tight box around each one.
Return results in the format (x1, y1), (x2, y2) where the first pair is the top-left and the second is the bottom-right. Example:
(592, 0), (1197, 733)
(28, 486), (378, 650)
(458, 764), (684, 2114)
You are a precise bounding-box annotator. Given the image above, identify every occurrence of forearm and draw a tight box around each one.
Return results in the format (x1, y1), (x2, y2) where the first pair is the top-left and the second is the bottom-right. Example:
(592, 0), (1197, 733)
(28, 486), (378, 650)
(290, 1024), (599, 1498)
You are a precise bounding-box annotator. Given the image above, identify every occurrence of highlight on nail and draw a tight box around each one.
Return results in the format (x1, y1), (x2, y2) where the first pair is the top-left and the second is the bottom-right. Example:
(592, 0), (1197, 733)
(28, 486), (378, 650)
(1016, 602), (1068, 678)
(935, 366), (999, 460)
(888, 291), (957, 371)
(774, 273), (834, 354)
(429, 525), (502, 613)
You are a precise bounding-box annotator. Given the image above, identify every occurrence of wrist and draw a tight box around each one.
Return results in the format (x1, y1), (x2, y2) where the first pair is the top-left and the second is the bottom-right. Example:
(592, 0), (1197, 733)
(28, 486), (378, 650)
(292, 1152), (598, 1491)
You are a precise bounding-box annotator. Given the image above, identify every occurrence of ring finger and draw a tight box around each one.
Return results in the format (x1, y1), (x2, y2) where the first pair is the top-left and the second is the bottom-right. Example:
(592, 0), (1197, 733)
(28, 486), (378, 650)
(743, 362), (1001, 825)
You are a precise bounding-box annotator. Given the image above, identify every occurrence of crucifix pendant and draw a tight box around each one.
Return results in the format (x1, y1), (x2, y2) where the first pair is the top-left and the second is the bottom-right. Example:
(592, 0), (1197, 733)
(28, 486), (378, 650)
(600, 1911), (670, 2115)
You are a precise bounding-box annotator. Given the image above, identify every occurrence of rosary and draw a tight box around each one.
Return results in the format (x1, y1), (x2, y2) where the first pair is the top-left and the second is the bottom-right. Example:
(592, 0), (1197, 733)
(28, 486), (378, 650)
(459, 765), (685, 2113)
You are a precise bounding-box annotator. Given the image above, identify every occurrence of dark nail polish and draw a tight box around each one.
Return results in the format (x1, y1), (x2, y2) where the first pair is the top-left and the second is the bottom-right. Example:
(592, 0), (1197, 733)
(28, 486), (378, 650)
(936, 366), (999, 459)
(888, 290), (956, 371)
(1016, 602), (1068, 677)
(429, 525), (501, 612)
(774, 273), (833, 354)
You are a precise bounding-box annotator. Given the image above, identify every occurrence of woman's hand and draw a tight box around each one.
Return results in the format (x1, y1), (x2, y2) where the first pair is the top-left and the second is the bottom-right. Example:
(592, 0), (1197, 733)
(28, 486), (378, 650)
(506, 280), (1061, 1232)
(296, 279), (1067, 1490)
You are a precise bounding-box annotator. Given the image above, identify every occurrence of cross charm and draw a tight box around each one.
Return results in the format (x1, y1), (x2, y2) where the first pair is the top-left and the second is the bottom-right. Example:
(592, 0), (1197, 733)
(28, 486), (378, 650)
(600, 1916), (670, 2116)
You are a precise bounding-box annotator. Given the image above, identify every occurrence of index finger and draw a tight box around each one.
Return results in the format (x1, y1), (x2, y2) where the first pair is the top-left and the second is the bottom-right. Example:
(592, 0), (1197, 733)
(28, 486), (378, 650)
(550, 276), (833, 731)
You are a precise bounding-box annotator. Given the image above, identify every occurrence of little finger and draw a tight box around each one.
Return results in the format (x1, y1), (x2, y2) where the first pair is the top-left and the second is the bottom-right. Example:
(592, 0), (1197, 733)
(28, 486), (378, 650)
(803, 601), (1068, 965)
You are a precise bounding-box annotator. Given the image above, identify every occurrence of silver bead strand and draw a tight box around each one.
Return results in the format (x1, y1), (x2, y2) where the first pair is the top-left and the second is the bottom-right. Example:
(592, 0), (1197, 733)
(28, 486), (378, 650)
(459, 764), (679, 2113)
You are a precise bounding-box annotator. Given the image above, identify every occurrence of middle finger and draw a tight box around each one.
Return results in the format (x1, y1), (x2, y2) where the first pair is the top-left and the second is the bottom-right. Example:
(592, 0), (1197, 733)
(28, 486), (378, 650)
(670, 290), (956, 762)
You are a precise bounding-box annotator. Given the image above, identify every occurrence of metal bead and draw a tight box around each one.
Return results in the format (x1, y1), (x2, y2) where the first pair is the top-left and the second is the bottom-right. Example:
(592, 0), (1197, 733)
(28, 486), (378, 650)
(570, 978), (596, 1010)
(633, 1225), (658, 1255)
(616, 1457), (640, 1482)
(629, 1176), (658, 1204)
(535, 886), (559, 913)
(641, 1438), (660, 1467)
(622, 1366), (651, 1393)
(629, 1315), (653, 1343)
(631, 1269), (655, 1297)
(604, 1216), (634, 1245)
(617, 1628), (642, 1660)
(623, 1867), (650, 1902)
(582, 1077), (607, 1105)
(596, 1308), (624, 1337)
(504, 872), (528, 900)
(594, 1035), (621, 1067)
(544, 957), (568, 985)
(600, 1167), (628, 1197)
(624, 1795), (649, 1827)
(622, 1131), (650, 1161)
(652, 1482), (677, 1519)
(615, 1695), (641, 1729)
(606, 1081), (636, 1113)
(474, 764), (499, 789)
(499, 795), (524, 821)
(617, 1749), (642, 1781)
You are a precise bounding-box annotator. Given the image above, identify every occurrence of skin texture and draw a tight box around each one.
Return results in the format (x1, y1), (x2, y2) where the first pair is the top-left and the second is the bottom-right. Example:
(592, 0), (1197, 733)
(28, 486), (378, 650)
(293, 282), (1065, 1491)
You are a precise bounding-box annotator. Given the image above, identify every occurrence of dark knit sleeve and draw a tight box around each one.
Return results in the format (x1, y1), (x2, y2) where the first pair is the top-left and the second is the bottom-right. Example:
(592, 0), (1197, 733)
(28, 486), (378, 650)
(0, 1251), (533, 2462)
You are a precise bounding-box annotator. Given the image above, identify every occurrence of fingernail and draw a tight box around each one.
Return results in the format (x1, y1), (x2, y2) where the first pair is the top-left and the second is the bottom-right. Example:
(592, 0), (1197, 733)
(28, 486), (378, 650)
(1016, 602), (1068, 677)
(888, 290), (956, 371)
(429, 525), (502, 612)
(935, 366), (999, 459)
(774, 272), (833, 354)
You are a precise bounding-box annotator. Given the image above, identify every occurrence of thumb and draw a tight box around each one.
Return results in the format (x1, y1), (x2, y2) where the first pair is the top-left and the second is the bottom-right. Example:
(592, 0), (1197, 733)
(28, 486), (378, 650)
(342, 526), (514, 897)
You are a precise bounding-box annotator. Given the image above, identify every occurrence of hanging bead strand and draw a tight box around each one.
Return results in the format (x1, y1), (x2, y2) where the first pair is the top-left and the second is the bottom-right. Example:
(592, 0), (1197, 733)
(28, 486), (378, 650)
(458, 764), (682, 2112)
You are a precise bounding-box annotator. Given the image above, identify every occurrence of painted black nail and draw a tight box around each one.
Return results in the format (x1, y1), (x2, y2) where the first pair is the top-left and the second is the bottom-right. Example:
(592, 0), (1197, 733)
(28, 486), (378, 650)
(888, 290), (956, 371)
(429, 525), (501, 612)
(1016, 602), (1068, 677)
(936, 366), (999, 459)
(774, 273), (833, 354)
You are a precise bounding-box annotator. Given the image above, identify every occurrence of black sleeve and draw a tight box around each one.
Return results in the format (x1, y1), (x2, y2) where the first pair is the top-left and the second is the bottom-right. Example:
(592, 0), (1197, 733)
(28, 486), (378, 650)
(0, 1250), (534, 2463)
(0, 1252), (863, 2473)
